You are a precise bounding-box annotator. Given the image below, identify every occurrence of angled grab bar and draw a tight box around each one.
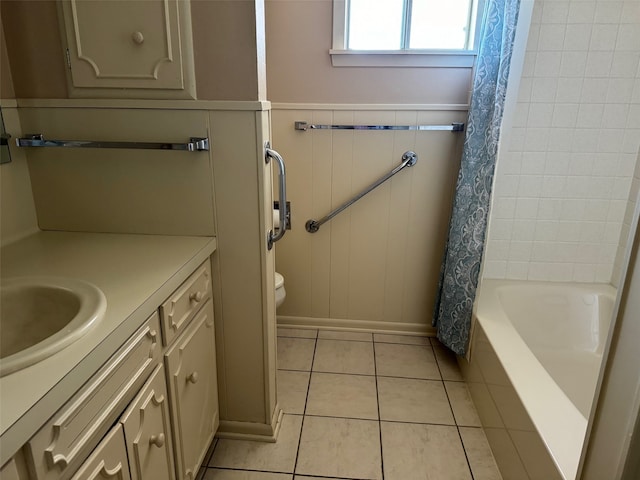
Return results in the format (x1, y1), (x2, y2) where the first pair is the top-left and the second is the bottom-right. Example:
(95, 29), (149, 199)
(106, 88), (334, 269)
(265, 143), (288, 250)
(305, 151), (418, 233)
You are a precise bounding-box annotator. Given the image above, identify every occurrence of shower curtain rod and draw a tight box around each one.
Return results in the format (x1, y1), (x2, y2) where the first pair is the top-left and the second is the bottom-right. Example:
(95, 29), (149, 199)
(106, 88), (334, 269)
(305, 150), (418, 233)
(295, 121), (464, 132)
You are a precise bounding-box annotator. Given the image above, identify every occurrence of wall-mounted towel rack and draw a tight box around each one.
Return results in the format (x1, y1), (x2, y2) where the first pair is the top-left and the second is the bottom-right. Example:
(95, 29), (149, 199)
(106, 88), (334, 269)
(306, 150), (418, 233)
(15, 134), (210, 152)
(295, 121), (464, 132)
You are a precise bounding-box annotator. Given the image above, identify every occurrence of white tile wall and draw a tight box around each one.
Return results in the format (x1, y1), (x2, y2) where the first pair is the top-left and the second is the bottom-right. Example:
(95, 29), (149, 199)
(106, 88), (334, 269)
(612, 150), (640, 287)
(485, 0), (640, 284)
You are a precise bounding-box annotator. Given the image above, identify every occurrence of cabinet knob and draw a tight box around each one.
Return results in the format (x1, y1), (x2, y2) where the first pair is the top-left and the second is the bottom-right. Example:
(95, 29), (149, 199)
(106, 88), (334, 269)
(187, 371), (199, 384)
(132, 31), (145, 45)
(189, 291), (204, 303)
(149, 433), (165, 448)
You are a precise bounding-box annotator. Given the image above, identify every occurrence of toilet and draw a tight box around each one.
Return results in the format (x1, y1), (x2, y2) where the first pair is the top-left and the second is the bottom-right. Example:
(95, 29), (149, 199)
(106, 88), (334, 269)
(275, 272), (286, 308)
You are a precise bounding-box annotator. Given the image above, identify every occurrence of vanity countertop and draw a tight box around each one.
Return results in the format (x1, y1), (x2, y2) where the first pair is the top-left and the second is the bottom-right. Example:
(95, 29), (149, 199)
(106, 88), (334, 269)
(0, 231), (217, 464)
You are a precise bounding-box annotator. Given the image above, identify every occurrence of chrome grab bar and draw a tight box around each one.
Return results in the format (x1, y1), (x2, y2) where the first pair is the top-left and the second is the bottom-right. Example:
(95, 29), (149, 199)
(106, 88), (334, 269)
(306, 151), (418, 233)
(265, 143), (288, 250)
(16, 134), (210, 152)
(295, 121), (464, 132)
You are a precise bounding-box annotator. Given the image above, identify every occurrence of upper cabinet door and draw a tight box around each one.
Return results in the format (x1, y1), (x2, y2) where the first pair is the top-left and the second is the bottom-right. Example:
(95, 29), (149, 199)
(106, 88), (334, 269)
(60, 0), (196, 99)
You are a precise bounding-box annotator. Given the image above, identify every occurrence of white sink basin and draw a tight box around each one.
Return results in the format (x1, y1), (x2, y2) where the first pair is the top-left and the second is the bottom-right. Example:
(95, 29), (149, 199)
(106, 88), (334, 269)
(0, 277), (106, 377)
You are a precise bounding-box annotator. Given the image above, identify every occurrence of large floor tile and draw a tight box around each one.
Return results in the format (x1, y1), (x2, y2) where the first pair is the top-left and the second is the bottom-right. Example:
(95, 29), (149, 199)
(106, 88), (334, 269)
(306, 372), (378, 420)
(373, 333), (430, 345)
(381, 422), (472, 480)
(318, 330), (373, 342)
(277, 337), (316, 371)
(313, 339), (375, 375)
(203, 469), (293, 480)
(277, 327), (318, 339)
(277, 370), (310, 414)
(209, 415), (302, 473)
(296, 416), (382, 479)
(445, 381), (482, 427)
(377, 376), (455, 424)
(433, 344), (464, 381)
(459, 427), (504, 480)
(374, 343), (440, 379)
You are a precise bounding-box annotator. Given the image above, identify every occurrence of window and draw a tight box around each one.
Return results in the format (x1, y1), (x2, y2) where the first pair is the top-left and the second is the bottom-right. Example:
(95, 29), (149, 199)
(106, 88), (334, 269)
(331, 0), (483, 67)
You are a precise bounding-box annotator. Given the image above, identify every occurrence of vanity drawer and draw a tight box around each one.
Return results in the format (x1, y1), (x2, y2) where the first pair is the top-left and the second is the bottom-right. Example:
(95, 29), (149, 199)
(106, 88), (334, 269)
(70, 423), (130, 480)
(26, 313), (162, 480)
(159, 260), (211, 346)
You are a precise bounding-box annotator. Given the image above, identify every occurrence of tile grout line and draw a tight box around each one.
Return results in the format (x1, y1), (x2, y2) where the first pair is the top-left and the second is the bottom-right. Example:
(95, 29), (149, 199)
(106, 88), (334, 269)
(280, 366), (465, 382)
(291, 331), (319, 477)
(301, 413), (458, 427)
(373, 340), (385, 480)
(438, 349), (476, 480)
(456, 426), (477, 480)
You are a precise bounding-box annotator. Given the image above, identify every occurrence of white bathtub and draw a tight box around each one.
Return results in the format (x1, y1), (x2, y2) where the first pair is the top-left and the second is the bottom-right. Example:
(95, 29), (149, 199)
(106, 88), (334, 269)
(471, 279), (617, 480)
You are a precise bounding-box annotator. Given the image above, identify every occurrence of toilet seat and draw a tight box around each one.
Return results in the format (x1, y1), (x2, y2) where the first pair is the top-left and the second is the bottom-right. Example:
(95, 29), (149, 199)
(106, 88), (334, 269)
(275, 272), (284, 289)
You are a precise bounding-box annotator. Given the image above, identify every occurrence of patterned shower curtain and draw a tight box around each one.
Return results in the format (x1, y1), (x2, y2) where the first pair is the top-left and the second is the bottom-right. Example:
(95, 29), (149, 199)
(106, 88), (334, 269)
(433, 0), (521, 355)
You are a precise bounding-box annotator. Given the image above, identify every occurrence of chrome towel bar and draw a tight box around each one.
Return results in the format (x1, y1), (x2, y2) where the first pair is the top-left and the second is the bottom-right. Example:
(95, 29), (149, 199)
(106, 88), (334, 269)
(295, 121), (464, 132)
(16, 134), (210, 152)
(305, 151), (418, 233)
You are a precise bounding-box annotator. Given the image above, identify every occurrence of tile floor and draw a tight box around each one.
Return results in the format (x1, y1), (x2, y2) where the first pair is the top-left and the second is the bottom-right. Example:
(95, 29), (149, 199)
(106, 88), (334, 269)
(200, 328), (503, 480)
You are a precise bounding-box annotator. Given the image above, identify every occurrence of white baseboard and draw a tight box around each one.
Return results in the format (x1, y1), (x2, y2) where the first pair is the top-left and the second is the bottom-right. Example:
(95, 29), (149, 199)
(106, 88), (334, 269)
(215, 406), (284, 443)
(276, 315), (436, 337)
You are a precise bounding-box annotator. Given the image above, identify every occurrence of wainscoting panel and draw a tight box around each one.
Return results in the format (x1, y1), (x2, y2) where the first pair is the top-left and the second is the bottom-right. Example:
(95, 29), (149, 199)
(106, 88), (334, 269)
(272, 107), (466, 333)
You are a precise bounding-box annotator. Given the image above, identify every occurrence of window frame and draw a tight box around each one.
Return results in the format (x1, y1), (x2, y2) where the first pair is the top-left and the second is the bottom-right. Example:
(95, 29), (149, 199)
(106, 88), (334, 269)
(330, 0), (484, 68)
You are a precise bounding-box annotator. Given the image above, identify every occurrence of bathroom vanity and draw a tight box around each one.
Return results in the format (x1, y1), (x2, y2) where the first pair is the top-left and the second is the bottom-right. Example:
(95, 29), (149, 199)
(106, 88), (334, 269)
(0, 231), (219, 480)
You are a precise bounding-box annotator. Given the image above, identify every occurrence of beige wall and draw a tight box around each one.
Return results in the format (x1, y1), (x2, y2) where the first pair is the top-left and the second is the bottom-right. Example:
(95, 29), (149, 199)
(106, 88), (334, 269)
(267, 1), (471, 332)
(1, 21), (15, 99)
(18, 107), (216, 236)
(1, 0), (265, 101)
(0, 1), (68, 99)
(192, 0), (266, 101)
(265, 0), (472, 104)
(0, 106), (39, 246)
(273, 107), (465, 333)
(209, 108), (279, 434)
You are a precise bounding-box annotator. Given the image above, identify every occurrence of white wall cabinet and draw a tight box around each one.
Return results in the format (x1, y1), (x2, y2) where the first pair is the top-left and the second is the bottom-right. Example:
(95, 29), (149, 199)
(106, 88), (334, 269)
(4, 259), (217, 480)
(60, 0), (196, 99)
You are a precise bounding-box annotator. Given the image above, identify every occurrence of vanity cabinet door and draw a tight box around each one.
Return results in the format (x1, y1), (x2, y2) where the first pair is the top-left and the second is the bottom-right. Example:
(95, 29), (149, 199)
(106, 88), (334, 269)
(59, 0), (195, 98)
(120, 364), (175, 480)
(164, 300), (219, 480)
(0, 451), (29, 480)
(70, 424), (130, 480)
